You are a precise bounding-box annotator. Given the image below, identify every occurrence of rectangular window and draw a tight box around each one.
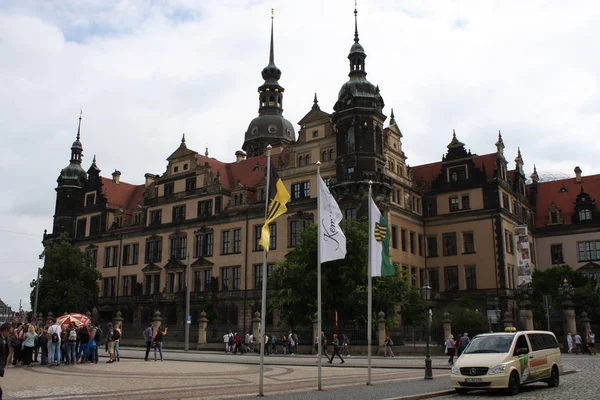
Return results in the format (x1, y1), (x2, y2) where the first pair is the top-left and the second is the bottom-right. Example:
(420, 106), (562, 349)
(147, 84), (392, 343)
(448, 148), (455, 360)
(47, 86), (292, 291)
(104, 246), (118, 268)
(345, 208), (357, 220)
(167, 272), (175, 292)
(502, 193), (510, 211)
(195, 232), (213, 257)
(426, 236), (438, 257)
(461, 195), (470, 210)
(145, 275), (151, 295)
(233, 228), (242, 253)
(197, 199), (213, 218)
(149, 210), (162, 225)
(254, 225), (262, 251)
(444, 266), (459, 291)
(122, 243), (139, 265)
(577, 241), (600, 261)
(391, 226), (398, 249)
(449, 166), (467, 182)
(504, 230), (514, 254)
(289, 221), (300, 247)
(232, 266), (241, 290)
(409, 231), (416, 254)
(76, 218), (87, 239)
(203, 270), (212, 291)
(401, 229), (407, 252)
(428, 269), (440, 292)
(465, 265), (477, 290)
(170, 237), (187, 260)
(153, 274), (160, 294)
(172, 205), (186, 222)
(186, 177), (196, 192)
(85, 193), (95, 207)
(254, 263), (274, 289)
(442, 232), (457, 256)
(222, 231), (230, 254)
(418, 234), (424, 256)
(146, 239), (162, 263)
(269, 223), (277, 250)
(87, 248), (98, 267)
(291, 181), (310, 200)
(103, 277), (116, 297)
(462, 232), (475, 254)
(121, 275), (136, 297)
(550, 244), (564, 264)
(194, 271), (201, 293)
(449, 197), (460, 212)
(411, 267), (418, 286)
(89, 216), (100, 236)
(164, 182), (174, 196)
(221, 267), (230, 291)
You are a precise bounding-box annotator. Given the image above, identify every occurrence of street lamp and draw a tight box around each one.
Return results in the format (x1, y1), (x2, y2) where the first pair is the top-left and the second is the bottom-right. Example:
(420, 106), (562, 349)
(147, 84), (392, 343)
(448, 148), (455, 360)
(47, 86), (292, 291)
(420, 283), (433, 380)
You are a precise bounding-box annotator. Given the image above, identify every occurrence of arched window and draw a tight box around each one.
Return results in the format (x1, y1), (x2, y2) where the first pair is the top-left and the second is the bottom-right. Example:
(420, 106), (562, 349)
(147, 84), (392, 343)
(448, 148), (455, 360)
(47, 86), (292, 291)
(346, 127), (355, 153)
(269, 95), (275, 105)
(329, 149), (334, 160)
(305, 153), (311, 164)
(321, 151), (327, 162)
(298, 156), (304, 167)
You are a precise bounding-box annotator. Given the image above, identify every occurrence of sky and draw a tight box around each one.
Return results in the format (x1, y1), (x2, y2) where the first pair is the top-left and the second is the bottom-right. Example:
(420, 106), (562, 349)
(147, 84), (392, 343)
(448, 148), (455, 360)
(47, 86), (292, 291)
(1, 0), (598, 311)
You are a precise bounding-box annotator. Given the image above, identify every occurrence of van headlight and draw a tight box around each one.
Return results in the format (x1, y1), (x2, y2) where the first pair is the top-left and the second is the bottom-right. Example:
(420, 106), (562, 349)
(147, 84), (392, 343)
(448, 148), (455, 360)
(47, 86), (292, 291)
(451, 365), (460, 375)
(488, 365), (506, 375)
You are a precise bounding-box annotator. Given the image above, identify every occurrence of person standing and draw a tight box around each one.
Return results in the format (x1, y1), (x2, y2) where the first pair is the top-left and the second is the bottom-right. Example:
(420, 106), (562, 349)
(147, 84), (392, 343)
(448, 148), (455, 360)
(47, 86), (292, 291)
(22, 325), (37, 367)
(143, 323), (153, 361)
(66, 322), (78, 365)
(341, 333), (351, 356)
(106, 323), (116, 363)
(566, 333), (573, 353)
(38, 327), (49, 365)
(114, 324), (121, 362)
(574, 332), (582, 355)
(445, 334), (456, 364)
(328, 334), (345, 364)
(457, 333), (470, 357)
(77, 325), (89, 364)
(1, 322), (13, 400)
(47, 319), (62, 367)
(586, 330), (596, 355)
(153, 326), (167, 361)
(384, 335), (395, 357)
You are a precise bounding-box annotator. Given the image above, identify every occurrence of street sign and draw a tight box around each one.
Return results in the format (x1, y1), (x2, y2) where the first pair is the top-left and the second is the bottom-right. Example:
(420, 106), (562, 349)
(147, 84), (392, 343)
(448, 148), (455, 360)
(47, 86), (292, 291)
(187, 315), (191, 325)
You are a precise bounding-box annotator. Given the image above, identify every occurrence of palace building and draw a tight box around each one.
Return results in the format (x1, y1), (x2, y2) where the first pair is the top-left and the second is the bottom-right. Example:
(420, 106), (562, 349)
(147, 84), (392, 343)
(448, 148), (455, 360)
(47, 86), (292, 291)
(45, 9), (561, 332)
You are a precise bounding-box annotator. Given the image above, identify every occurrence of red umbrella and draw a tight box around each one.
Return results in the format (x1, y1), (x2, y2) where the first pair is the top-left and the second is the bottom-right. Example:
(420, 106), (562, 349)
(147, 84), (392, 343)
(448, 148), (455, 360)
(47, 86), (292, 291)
(56, 313), (91, 328)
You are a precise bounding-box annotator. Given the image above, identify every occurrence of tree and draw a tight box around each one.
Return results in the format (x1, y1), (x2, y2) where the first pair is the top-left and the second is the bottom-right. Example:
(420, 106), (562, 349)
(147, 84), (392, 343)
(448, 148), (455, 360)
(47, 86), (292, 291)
(529, 265), (600, 330)
(268, 219), (411, 328)
(30, 233), (101, 316)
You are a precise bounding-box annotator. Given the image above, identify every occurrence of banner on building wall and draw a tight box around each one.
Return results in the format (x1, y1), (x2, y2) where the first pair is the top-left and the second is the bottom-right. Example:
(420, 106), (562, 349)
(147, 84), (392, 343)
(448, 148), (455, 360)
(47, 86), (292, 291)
(515, 225), (531, 285)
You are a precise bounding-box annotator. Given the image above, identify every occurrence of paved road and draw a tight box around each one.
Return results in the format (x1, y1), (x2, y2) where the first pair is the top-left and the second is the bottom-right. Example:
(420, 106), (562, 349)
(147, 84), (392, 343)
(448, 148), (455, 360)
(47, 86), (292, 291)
(437, 354), (594, 400)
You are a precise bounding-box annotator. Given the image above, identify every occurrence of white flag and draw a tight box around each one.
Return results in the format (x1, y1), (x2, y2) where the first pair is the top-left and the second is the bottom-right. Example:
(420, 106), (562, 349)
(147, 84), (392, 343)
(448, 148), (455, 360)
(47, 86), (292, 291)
(318, 175), (346, 263)
(369, 196), (395, 277)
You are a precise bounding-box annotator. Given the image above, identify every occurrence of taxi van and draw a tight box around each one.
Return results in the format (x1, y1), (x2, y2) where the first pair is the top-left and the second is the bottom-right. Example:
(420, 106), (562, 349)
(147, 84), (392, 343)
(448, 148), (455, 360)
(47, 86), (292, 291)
(450, 328), (563, 395)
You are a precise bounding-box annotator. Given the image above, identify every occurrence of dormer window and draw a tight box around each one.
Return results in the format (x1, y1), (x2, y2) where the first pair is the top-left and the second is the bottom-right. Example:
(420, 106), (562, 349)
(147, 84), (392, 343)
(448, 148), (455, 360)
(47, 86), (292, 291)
(448, 165), (467, 182)
(549, 210), (560, 224)
(579, 209), (592, 221)
(85, 193), (96, 207)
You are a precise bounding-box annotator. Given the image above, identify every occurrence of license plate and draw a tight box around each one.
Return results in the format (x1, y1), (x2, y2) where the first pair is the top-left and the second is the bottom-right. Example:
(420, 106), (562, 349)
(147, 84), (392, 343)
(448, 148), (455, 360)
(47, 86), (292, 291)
(465, 378), (482, 383)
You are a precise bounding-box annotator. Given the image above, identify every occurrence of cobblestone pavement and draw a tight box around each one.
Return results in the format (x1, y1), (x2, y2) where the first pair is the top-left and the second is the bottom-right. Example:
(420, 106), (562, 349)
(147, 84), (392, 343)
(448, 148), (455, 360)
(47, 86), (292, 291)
(437, 354), (597, 400)
(0, 350), (451, 400)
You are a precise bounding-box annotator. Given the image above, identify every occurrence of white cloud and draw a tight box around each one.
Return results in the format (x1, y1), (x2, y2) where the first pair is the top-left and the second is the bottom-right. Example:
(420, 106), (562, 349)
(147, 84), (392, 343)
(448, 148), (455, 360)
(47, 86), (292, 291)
(1, 0), (599, 308)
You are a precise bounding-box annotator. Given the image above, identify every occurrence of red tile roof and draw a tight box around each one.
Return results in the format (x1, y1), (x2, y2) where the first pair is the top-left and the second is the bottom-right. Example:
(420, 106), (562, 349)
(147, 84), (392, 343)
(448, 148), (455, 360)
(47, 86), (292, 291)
(532, 173), (600, 228)
(412, 153), (499, 185)
(101, 177), (145, 211)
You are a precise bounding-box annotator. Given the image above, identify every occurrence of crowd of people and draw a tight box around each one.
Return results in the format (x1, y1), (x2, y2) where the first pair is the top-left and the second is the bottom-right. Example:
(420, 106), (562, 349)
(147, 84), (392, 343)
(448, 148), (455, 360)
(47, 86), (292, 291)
(0, 318), (119, 368)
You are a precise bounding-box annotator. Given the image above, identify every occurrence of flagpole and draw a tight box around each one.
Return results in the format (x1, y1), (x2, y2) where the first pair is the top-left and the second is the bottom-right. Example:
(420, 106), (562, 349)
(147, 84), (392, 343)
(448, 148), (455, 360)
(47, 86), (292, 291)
(258, 144), (272, 397)
(316, 161), (323, 390)
(367, 181), (373, 386)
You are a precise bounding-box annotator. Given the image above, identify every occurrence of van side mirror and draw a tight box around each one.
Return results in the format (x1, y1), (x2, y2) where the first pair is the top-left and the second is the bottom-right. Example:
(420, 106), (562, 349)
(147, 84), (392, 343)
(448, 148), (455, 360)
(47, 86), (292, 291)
(516, 348), (529, 355)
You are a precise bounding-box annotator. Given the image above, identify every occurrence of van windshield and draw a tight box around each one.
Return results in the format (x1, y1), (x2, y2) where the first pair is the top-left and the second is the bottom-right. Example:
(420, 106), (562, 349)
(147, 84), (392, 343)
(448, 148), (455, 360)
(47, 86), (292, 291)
(463, 335), (514, 354)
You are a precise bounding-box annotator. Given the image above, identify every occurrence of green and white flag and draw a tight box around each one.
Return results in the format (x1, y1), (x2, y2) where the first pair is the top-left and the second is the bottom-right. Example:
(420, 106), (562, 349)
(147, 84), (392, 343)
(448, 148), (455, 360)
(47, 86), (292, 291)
(369, 196), (395, 277)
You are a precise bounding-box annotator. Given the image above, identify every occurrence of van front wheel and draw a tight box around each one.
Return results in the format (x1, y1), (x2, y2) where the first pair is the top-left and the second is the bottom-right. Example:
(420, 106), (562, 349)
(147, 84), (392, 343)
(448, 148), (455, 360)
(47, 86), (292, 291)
(547, 366), (559, 387)
(507, 371), (520, 396)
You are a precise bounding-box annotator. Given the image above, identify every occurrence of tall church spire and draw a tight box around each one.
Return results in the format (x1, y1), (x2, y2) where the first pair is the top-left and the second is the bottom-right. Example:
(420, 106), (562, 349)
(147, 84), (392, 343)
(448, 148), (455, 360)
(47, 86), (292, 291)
(354, 1), (359, 43)
(70, 110), (84, 164)
(348, 2), (366, 77)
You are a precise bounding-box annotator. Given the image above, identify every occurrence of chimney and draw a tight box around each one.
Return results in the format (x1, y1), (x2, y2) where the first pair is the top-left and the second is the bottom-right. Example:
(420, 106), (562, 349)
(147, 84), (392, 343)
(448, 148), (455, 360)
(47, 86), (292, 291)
(112, 170), (121, 185)
(235, 150), (247, 163)
(574, 166), (582, 183)
(144, 173), (155, 188)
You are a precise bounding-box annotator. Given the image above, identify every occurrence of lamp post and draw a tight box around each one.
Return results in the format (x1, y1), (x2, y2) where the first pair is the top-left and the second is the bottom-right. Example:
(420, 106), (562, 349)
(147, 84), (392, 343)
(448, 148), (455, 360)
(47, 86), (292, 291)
(421, 283), (433, 380)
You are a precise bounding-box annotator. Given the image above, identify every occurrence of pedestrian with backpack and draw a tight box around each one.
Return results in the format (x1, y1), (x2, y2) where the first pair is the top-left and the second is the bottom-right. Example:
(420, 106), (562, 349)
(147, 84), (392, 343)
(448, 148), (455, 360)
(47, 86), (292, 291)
(47, 319), (62, 367)
(66, 322), (78, 365)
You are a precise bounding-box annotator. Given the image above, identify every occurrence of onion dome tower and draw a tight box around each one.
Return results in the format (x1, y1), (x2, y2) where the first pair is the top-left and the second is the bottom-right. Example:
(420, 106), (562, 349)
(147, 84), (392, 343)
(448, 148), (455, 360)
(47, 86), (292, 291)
(242, 10), (295, 157)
